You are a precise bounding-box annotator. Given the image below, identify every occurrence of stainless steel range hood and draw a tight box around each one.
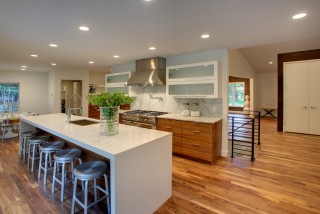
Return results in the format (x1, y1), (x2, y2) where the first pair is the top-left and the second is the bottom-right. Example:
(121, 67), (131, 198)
(125, 57), (166, 86)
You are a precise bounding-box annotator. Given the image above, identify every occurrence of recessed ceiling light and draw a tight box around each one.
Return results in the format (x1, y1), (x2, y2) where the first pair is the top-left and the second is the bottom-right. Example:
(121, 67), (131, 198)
(144, 0), (152, 2)
(149, 47), (156, 50)
(79, 26), (90, 31)
(269, 61), (273, 65)
(21, 68), (26, 71)
(113, 55), (120, 58)
(21, 65), (27, 68)
(49, 43), (58, 47)
(30, 54), (38, 57)
(51, 63), (56, 66)
(292, 13), (307, 19)
(201, 34), (210, 39)
(89, 61), (94, 64)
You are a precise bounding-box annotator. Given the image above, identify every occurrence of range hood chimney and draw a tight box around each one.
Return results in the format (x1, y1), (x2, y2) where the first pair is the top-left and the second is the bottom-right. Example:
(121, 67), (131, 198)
(125, 57), (166, 86)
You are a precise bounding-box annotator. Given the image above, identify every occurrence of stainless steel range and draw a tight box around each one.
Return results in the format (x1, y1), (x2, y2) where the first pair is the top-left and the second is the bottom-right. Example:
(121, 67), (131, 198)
(122, 110), (167, 129)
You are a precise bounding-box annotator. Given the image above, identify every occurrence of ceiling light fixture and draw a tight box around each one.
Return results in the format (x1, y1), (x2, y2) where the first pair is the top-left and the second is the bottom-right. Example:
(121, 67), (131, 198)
(49, 43), (58, 47)
(113, 55), (120, 58)
(292, 13), (307, 19)
(51, 63), (56, 66)
(144, 0), (152, 2)
(89, 61), (94, 64)
(201, 34), (210, 39)
(149, 47), (156, 50)
(79, 26), (90, 31)
(21, 65), (27, 68)
(21, 68), (26, 71)
(30, 54), (38, 57)
(269, 61), (273, 64)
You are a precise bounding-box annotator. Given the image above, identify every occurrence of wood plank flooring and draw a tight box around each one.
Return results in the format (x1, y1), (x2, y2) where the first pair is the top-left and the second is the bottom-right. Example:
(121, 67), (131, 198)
(0, 118), (320, 214)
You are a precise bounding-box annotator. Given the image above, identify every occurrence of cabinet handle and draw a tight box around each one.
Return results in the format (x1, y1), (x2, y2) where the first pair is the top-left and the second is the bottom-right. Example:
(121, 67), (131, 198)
(302, 106), (308, 109)
(192, 130), (200, 133)
(192, 144), (200, 147)
(165, 126), (171, 129)
(310, 106), (317, 109)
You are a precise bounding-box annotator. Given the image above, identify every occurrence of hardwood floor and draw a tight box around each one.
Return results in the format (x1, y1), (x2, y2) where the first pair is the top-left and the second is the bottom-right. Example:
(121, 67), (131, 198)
(1, 118), (320, 214)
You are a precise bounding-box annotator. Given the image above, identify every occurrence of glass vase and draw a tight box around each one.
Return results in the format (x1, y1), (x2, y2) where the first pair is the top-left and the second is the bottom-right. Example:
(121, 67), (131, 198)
(100, 106), (119, 136)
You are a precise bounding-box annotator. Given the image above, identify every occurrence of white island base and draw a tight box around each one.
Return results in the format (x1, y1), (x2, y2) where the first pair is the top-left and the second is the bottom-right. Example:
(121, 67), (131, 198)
(20, 113), (172, 214)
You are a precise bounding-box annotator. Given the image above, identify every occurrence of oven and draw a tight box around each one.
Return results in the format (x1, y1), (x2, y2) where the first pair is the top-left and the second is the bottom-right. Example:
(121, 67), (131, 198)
(122, 110), (167, 129)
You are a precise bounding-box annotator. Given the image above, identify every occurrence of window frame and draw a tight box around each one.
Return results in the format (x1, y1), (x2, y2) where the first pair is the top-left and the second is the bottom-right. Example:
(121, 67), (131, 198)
(0, 82), (20, 115)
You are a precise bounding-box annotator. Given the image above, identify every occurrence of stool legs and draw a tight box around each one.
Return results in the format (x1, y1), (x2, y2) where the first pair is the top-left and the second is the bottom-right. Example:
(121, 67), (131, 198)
(71, 174), (110, 214)
(38, 151), (51, 185)
(52, 158), (82, 202)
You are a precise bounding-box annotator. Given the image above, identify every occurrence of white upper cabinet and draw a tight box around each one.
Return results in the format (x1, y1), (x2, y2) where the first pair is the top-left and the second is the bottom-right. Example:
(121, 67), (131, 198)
(105, 72), (136, 96)
(166, 61), (219, 98)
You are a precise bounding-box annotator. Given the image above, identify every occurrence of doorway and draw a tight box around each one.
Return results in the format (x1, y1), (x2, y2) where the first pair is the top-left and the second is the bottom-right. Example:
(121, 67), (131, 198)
(60, 80), (82, 115)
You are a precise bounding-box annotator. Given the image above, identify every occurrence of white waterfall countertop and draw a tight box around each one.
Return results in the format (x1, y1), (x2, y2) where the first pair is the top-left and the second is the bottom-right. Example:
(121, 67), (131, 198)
(20, 113), (172, 214)
(157, 113), (222, 124)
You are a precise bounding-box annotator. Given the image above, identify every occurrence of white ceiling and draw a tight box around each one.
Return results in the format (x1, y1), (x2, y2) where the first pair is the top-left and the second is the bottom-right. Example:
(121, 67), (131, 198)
(0, 0), (319, 73)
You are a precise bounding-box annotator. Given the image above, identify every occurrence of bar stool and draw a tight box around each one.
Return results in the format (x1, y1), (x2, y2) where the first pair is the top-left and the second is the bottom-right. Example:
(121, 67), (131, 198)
(71, 161), (110, 214)
(27, 135), (51, 172)
(38, 141), (65, 185)
(1, 123), (12, 142)
(51, 148), (82, 202)
(20, 130), (38, 162)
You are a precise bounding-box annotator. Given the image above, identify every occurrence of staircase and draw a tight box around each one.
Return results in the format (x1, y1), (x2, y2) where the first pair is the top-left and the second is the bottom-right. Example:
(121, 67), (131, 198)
(228, 111), (261, 161)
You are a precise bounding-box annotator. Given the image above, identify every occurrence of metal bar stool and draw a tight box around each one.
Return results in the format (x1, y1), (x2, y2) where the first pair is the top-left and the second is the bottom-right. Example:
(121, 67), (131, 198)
(51, 148), (82, 202)
(20, 130), (38, 162)
(38, 141), (65, 185)
(27, 135), (51, 172)
(71, 160), (110, 214)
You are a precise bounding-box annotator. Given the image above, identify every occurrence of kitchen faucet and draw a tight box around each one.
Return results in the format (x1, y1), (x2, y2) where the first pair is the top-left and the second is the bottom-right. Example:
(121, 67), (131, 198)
(67, 94), (82, 123)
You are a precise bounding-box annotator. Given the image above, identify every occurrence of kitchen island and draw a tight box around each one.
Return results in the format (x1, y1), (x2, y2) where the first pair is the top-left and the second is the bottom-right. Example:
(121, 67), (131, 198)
(20, 113), (172, 214)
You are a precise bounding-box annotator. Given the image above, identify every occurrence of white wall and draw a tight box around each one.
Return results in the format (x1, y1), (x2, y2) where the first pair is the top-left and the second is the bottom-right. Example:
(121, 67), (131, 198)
(51, 69), (90, 117)
(112, 49), (230, 157)
(255, 72), (278, 116)
(0, 70), (49, 114)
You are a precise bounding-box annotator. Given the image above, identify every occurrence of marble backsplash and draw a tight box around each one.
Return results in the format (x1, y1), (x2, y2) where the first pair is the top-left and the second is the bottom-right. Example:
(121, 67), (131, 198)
(129, 86), (222, 117)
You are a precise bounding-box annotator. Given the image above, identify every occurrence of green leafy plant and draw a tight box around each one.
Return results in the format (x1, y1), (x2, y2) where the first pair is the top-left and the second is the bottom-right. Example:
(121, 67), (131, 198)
(87, 92), (134, 136)
(87, 92), (134, 107)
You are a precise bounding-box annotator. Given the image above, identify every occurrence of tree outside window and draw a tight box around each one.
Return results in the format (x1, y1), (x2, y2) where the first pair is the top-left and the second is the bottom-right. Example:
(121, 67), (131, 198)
(228, 82), (245, 107)
(0, 83), (19, 114)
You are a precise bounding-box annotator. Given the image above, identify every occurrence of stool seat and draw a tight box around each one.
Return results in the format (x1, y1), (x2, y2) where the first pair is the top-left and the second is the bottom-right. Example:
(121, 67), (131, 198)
(29, 135), (50, 144)
(40, 141), (65, 152)
(54, 148), (82, 162)
(74, 161), (107, 180)
(21, 130), (37, 137)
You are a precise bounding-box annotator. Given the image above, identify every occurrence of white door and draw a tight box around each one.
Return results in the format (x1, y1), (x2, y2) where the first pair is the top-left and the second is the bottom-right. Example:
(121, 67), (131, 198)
(308, 60), (320, 135)
(284, 62), (309, 134)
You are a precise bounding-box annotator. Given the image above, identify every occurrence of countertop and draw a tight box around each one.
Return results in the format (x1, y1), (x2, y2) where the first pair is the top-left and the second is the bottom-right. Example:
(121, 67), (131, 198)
(20, 113), (171, 158)
(157, 114), (222, 124)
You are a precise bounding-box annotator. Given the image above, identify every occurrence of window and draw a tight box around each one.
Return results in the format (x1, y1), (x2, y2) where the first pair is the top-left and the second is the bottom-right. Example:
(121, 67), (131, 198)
(228, 82), (244, 107)
(0, 83), (19, 114)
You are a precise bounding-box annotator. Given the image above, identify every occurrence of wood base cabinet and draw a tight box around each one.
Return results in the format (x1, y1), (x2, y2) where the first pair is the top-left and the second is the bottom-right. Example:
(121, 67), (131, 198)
(157, 118), (222, 164)
(88, 105), (100, 119)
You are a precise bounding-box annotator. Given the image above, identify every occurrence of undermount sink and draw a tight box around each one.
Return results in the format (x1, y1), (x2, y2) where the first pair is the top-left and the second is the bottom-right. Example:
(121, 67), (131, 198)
(69, 119), (99, 126)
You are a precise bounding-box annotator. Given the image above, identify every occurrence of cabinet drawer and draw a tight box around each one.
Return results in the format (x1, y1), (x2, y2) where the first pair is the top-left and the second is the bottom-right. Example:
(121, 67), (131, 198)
(181, 138), (212, 161)
(181, 129), (213, 143)
(157, 124), (181, 136)
(157, 118), (181, 127)
(182, 121), (214, 134)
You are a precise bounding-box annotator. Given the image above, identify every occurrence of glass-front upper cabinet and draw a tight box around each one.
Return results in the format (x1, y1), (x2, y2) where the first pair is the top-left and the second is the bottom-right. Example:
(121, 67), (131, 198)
(166, 61), (220, 98)
(105, 72), (136, 97)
